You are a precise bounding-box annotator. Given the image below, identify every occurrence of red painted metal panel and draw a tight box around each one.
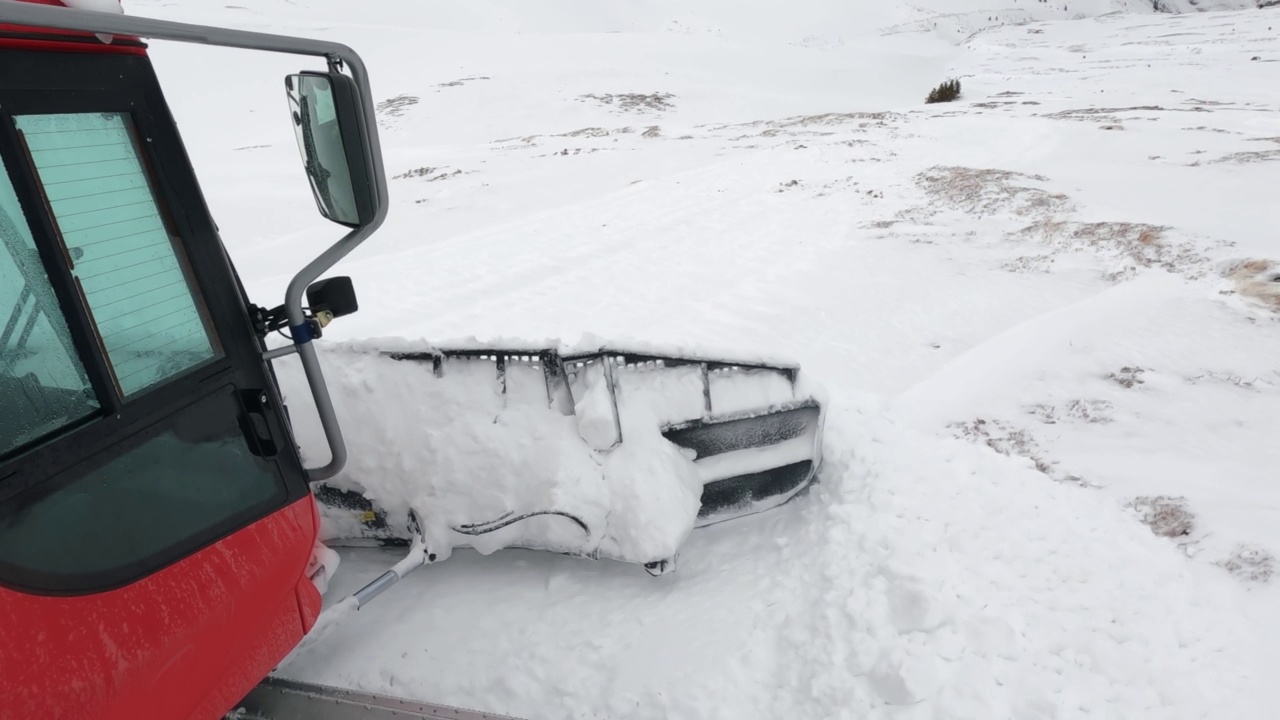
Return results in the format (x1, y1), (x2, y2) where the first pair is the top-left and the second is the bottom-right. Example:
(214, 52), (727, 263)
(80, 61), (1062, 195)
(0, 0), (145, 55)
(0, 496), (322, 720)
(1, 5), (326, 717)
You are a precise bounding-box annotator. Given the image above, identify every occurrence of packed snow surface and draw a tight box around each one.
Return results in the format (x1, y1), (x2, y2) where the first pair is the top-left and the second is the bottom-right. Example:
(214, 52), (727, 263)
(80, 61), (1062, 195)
(129, 0), (1278, 718)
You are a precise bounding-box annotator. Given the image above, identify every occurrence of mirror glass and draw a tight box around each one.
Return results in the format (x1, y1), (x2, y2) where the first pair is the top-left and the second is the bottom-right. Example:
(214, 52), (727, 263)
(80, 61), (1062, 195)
(285, 73), (359, 226)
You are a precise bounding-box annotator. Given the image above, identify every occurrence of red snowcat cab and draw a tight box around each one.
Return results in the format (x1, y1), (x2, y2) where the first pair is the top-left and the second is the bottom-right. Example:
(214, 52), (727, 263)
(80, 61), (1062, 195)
(0, 2), (387, 718)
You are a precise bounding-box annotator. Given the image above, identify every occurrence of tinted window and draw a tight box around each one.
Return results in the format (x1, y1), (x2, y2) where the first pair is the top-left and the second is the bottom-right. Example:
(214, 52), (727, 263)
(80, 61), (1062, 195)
(15, 112), (218, 397)
(0, 153), (98, 456)
(0, 387), (286, 587)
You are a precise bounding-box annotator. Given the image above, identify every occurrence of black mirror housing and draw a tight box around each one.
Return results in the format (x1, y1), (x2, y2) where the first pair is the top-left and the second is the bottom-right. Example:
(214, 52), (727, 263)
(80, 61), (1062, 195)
(306, 276), (359, 319)
(285, 71), (376, 228)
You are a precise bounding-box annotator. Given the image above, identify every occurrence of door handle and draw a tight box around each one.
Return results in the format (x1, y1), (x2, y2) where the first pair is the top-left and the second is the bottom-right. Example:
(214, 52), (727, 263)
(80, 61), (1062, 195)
(238, 388), (279, 458)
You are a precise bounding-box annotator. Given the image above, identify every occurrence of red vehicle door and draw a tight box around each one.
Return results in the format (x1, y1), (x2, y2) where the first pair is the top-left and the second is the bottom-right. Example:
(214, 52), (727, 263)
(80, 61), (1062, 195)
(0, 18), (322, 720)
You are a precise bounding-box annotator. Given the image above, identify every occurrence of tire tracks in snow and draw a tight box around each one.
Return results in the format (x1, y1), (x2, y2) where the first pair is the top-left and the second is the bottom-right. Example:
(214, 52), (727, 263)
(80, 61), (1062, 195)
(330, 157), (780, 341)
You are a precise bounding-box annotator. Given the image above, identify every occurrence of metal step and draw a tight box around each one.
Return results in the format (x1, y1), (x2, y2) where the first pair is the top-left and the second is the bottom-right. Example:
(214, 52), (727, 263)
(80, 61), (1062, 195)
(232, 676), (524, 720)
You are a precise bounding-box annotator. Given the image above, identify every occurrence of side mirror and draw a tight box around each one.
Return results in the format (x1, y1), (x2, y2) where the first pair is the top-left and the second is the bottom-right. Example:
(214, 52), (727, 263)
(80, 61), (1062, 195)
(285, 71), (375, 228)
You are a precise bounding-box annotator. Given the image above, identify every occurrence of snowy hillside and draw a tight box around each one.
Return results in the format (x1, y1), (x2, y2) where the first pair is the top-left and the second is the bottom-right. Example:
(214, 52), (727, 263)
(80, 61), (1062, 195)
(123, 0), (1278, 718)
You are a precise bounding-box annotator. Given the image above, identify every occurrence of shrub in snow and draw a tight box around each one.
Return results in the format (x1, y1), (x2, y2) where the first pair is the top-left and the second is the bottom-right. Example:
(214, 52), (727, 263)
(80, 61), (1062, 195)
(1126, 496), (1195, 538)
(925, 79), (961, 104)
(1108, 366), (1147, 388)
(1219, 545), (1275, 583)
(1222, 258), (1280, 313)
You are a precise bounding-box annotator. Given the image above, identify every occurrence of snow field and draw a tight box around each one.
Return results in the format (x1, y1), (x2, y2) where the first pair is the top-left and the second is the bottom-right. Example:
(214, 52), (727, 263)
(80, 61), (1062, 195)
(769, 406), (1259, 719)
(122, 0), (1280, 717)
(277, 400), (1263, 719)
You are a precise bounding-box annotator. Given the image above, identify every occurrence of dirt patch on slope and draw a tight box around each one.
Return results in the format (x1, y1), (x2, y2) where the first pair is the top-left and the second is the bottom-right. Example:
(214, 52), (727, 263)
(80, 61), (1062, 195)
(1221, 259), (1280, 312)
(914, 167), (1072, 219)
(579, 92), (675, 114)
(1126, 496), (1195, 538)
(1219, 545), (1275, 584)
(1018, 220), (1206, 281)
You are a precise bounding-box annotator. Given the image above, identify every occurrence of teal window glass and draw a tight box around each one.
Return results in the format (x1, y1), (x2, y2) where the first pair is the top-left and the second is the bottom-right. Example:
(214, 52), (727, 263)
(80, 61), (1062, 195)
(1, 153), (98, 455)
(15, 112), (217, 397)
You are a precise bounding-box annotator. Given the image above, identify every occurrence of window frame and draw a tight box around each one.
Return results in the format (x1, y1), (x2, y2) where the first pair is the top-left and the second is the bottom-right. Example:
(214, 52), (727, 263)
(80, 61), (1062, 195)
(0, 148), (101, 453)
(0, 116), (121, 435)
(0, 49), (312, 595)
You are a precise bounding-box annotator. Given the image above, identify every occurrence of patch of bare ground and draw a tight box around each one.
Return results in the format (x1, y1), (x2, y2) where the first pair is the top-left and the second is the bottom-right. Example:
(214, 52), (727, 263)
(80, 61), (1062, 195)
(1044, 105), (1209, 123)
(912, 167), (1072, 219)
(1183, 126), (1238, 137)
(490, 135), (541, 150)
(1220, 259), (1280, 312)
(950, 418), (1087, 486)
(1185, 370), (1277, 392)
(813, 177), (886, 199)
(1028, 399), (1114, 425)
(1018, 220), (1207, 281)
(1108, 366), (1147, 388)
(376, 94), (419, 118)
(1207, 148), (1280, 164)
(757, 128), (836, 139)
(702, 112), (899, 140)
(557, 126), (648, 139)
(1126, 496), (1195, 538)
(1219, 546), (1276, 584)
(437, 76), (490, 88)
(392, 167), (465, 182)
(579, 92), (675, 113)
(492, 125), (647, 150)
(542, 147), (607, 157)
(753, 111), (897, 130)
(1002, 254), (1055, 273)
(1124, 499), (1276, 583)
(556, 127), (612, 138)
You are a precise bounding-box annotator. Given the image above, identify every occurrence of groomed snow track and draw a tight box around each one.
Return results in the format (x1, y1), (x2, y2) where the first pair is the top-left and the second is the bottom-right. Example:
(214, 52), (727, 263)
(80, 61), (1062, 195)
(235, 677), (524, 720)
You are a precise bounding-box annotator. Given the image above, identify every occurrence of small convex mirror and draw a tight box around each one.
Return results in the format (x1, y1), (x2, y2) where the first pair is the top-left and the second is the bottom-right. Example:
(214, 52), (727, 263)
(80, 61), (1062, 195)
(285, 72), (366, 227)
